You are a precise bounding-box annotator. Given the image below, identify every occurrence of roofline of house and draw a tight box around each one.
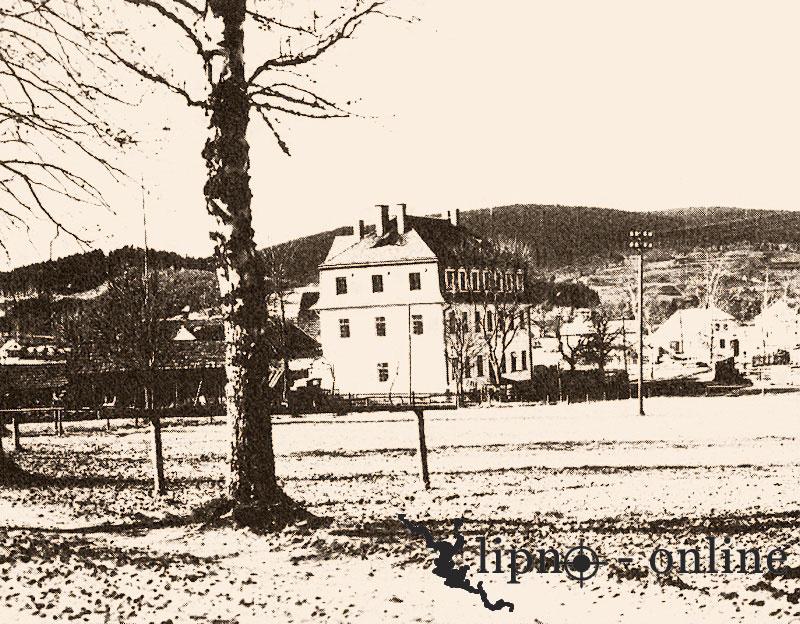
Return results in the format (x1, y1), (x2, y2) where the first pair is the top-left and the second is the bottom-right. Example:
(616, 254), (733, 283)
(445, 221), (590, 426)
(318, 257), (439, 270)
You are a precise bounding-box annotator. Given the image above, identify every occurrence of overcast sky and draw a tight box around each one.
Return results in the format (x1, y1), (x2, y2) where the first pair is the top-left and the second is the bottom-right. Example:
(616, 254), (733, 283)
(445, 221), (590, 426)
(13, 0), (800, 268)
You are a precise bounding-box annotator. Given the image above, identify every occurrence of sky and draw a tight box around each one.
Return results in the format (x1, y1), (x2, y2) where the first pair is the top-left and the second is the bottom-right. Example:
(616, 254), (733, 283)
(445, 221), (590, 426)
(11, 0), (800, 268)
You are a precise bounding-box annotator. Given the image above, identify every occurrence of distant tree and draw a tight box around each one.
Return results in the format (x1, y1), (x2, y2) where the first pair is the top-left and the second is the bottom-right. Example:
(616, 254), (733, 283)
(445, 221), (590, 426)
(93, 266), (173, 496)
(264, 241), (298, 406)
(445, 308), (484, 405)
(554, 315), (586, 372)
(582, 307), (625, 380)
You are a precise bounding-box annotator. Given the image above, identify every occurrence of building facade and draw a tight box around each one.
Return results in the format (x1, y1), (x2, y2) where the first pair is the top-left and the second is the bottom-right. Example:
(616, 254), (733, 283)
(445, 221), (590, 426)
(314, 205), (533, 396)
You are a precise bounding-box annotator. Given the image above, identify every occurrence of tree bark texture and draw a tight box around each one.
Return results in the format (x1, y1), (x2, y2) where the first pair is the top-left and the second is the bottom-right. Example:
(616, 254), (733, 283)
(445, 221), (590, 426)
(204, 0), (280, 508)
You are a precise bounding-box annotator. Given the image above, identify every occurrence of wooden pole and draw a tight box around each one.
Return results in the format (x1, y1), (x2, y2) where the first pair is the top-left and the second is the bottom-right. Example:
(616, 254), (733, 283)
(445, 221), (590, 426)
(147, 388), (166, 497)
(11, 416), (21, 452)
(414, 408), (430, 490)
(57, 409), (64, 436)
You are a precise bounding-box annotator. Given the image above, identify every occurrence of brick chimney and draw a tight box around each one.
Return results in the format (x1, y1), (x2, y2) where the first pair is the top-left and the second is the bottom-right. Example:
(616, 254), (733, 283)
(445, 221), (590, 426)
(354, 219), (365, 240)
(396, 203), (407, 233)
(448, 209), (460, 226)
(376, 204), (390, 237)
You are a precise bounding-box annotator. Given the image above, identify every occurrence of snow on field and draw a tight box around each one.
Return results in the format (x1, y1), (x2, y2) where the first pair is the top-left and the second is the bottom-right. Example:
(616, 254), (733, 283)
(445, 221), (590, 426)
(0, 394), (798, 622)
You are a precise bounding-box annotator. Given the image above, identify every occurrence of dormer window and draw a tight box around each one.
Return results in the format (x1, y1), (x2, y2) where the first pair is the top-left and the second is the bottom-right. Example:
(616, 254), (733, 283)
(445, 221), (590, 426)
(505, 272), (514, 291)
(458, 270), (467, 291)
(496, 271), (503, 291)
(483, 270), (491, 290)
(516, 271), (524, 291)
(470, 270), (479, 291)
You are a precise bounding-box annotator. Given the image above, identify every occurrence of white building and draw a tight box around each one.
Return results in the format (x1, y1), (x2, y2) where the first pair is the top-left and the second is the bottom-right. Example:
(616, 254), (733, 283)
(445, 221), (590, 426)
(313, 205), (534, 396)
(648, 306), (742, 367)
(747, 297), (800, 364)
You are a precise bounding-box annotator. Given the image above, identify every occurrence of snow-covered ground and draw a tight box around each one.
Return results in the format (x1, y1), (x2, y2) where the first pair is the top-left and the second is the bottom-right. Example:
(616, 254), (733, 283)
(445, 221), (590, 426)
(0, 395), (798, 622)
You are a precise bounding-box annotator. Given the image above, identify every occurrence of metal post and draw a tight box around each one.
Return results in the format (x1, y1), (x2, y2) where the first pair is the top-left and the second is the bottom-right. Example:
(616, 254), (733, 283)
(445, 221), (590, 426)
(629, 229), (653, 416)
(638, 251), (645, 416)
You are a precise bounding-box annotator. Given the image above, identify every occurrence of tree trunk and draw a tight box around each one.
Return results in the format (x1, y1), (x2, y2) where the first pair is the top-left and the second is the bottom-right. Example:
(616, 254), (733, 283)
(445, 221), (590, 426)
(146, 385), (165, 496)
(204, 0), (282, 510)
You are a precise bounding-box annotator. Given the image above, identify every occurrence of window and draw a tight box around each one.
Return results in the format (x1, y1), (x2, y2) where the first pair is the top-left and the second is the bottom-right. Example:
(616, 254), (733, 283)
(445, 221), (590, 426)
(476, 355), (484, 377)
(505, 272), (513, 291)
(720, 338), (726, 349)
(470, 271), (479, 291)
(339, 318), (350, 338)
(459, 271), (467, 291)
(511, 352), (518, 372)
(474, 310), (481, 332)
(521, 350), (527, 370)
(375, 316), (386, 336)
(409, 272), (421, 291)
(670, 340), (682, 354)
(412, 314), (424, 335)
(377, 363), (389, 382)
(519, 311), (526, 328)
(336, 276), (347, 295)
(462, 311), (469, 332)
(495, 271), (503, 291)
(487, 311), (494, 332)
(483, 270), (491, 290)
(516, 272), (524, 291)
(448, 311), (457, 334)
(451, 358), (458, 376)
(372, 274), (384, 293)
(446, 269), (455, 291)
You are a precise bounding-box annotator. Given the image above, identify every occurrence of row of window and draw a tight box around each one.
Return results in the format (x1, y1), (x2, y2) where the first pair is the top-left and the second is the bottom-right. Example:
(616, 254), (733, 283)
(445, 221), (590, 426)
(374, 350), (530, 384)
(340, 315), (424, 338)
(336, 272), (422, 295)
(445, 268), (524, 293)
(450, 350), (529, 379)
(447, 308), (526, 334)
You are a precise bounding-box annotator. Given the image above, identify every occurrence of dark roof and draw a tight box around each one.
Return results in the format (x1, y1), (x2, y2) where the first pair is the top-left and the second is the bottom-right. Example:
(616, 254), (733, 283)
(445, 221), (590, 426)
(405, 216), (485, 266)
(0, 363), (67, 391)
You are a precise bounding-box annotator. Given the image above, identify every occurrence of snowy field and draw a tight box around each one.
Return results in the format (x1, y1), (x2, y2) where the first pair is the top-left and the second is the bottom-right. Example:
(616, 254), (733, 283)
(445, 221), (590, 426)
(0, 394), (798, 622)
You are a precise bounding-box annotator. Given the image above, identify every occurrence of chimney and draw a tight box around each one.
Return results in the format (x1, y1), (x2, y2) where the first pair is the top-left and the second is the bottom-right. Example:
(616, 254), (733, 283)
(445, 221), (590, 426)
(376, 204), (390, 237)
(354, 219), (365, 240)
(396, 203), (407, 233)
(449, 208), (460, 227)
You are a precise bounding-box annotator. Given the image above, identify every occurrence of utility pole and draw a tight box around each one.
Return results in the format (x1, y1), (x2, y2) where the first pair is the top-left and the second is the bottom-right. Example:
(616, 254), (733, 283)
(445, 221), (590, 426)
(629, 230), (653, 416)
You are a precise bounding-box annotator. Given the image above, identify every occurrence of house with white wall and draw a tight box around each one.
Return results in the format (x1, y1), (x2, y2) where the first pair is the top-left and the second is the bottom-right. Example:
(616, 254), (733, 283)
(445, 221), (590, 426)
(648, 306), (742, 367)
(747, 297), (800, 364)
(314, 205), (534, 396)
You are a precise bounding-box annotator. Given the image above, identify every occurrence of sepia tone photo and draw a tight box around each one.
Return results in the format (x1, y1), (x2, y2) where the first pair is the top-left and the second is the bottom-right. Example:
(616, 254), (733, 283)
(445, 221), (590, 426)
(0, 1), (799, 622)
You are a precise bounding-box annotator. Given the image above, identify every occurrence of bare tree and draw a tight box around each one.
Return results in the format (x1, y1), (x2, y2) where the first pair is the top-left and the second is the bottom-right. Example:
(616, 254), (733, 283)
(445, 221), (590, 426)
(445, 307), (484, 405)
(83, 265), (172, 495)
(582, 307), (624, 380)
(554, 315), (586, 372)
(74, 0), (396, 522)
(264, 241), (297, 406)
(0, 1), (127, 252)
(477, 296), (527, 385)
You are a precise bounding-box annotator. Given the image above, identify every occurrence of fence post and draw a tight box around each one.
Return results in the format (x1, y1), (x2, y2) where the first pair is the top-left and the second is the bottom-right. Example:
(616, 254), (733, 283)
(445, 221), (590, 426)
(52, 409), (59, 435)
(414, 408), (431, 490)
(11, 415), (21, 452)
(57, 409), (64, 436)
